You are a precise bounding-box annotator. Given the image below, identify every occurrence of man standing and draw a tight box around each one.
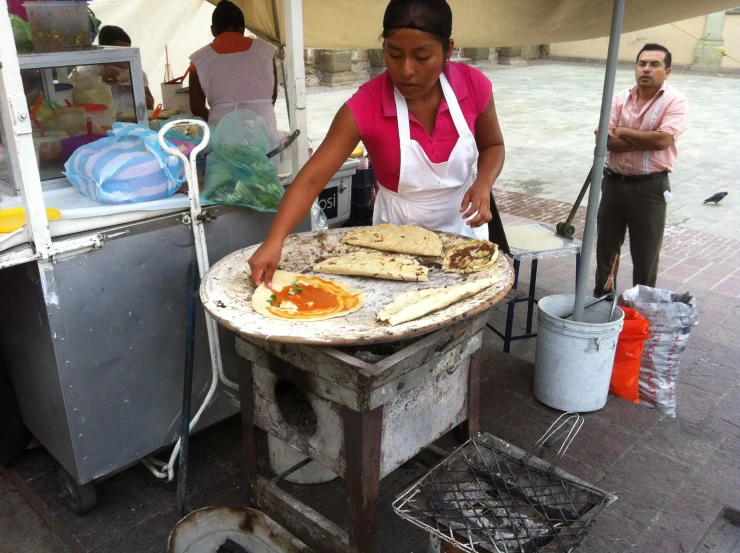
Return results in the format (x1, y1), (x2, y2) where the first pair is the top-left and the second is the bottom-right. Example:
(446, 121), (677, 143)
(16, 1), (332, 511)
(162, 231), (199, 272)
(595, 43), (688, 295)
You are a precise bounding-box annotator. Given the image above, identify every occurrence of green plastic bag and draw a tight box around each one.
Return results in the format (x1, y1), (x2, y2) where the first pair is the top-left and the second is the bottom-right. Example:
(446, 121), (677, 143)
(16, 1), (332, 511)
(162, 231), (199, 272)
(10, 14), (33, 53)
(202, 110), (283, 212)
(88, 8), (102, 42)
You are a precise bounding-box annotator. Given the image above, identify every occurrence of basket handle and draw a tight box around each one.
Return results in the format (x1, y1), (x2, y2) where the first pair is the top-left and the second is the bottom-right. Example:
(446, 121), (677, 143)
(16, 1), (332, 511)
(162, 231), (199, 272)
(523, 412), (584, 472)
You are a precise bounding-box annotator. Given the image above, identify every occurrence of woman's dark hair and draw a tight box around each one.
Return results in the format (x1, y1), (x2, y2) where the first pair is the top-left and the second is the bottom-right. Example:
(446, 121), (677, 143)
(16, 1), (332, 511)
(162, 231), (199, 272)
(98, 26), (132, 46)
(212, 0), (246, 34)
(382, 0), (453, 52)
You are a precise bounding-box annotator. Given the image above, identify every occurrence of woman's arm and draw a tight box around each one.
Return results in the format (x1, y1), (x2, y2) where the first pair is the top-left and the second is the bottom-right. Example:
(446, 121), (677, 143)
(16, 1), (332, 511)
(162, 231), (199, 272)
(461, 97), (505, 228)
(248, 105), (361, 286)
(189, 69), (209, 121)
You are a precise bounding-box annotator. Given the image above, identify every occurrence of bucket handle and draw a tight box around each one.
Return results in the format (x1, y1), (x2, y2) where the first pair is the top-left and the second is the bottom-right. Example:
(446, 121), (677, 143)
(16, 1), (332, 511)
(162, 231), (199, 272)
(522, 412), (584, 474)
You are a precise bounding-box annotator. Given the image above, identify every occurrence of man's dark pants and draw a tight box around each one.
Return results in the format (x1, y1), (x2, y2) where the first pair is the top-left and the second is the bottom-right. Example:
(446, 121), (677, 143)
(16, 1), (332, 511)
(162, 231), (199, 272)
(594, 172), (670, 295)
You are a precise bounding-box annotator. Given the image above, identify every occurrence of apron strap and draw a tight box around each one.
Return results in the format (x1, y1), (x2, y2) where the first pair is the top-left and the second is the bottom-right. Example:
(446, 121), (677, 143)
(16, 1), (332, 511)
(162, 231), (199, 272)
(439, 73), (474, 141)
(393, 73), (473, 145)
(393, 87), (411, 145)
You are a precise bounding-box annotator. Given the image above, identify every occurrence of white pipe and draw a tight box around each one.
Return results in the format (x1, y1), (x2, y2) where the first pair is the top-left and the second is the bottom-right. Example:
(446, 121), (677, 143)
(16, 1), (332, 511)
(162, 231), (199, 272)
(144, 120), (237, 482)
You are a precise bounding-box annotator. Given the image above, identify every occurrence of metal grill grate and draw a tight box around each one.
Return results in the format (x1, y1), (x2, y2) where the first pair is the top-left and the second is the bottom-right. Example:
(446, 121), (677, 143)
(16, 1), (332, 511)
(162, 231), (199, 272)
(393, 414), (615, 553)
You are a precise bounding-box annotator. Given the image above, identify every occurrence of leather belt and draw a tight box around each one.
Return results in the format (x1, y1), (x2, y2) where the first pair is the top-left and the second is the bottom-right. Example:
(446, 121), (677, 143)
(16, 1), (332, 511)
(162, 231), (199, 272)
(604, 167), (668, 182)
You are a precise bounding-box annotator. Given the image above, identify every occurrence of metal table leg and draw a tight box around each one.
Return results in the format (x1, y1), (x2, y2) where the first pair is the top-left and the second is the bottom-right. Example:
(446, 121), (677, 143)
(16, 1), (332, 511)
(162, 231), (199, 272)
(512, 258), (521, 290)
(238, 358), (258, 507)
(526, 258), (538, 333)
(343, 406), (384, 553)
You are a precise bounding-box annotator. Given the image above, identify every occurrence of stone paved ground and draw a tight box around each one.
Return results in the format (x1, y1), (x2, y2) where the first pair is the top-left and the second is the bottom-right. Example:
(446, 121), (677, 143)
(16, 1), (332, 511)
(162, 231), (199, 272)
(2, 61), (739, 552)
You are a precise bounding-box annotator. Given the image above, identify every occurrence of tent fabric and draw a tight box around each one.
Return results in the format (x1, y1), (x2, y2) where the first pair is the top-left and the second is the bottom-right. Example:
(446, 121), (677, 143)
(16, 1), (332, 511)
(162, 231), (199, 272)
(213, 0), (739, 49)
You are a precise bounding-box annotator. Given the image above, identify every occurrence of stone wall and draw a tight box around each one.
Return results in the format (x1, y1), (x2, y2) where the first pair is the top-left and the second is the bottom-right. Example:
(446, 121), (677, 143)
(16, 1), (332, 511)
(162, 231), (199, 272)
(303, 48), (371, 87)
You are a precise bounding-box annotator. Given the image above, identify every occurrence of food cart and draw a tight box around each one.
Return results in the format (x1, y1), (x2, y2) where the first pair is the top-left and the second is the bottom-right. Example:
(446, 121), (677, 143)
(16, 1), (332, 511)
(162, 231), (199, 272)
(0, 2), (354, 513)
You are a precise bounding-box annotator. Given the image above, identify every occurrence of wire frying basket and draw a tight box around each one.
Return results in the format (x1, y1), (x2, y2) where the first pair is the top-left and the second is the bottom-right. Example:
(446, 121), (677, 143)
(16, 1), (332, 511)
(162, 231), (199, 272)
(393, 413), (616, 553)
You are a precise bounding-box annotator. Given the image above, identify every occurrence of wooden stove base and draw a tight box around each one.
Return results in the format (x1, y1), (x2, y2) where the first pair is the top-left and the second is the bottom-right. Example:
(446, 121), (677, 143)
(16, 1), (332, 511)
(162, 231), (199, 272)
(238, 352), (482, 553)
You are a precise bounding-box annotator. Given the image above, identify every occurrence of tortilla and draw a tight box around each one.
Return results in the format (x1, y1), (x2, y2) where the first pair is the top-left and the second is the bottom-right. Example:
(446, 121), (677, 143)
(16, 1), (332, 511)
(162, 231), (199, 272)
(377, 276), (501, 326)
(252, 270), (365, 321)
(505, 226), (564, 251)
(341, 224), (443, 257)
(314, 252), (428, 281)
(443, 240), (499, 274)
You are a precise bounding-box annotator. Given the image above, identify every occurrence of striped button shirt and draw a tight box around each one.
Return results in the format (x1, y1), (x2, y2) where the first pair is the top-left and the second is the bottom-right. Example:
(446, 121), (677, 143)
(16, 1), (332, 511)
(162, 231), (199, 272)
(606, 82), (688, 175)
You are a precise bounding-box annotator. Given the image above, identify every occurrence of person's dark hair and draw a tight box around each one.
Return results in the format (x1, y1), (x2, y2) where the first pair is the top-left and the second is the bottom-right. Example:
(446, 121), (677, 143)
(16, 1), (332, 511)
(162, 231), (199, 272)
(212, 0), (246, 34)
(382, 0), (453, 54)
(636, 43), (672, 69)
(98, 25), (131, 46)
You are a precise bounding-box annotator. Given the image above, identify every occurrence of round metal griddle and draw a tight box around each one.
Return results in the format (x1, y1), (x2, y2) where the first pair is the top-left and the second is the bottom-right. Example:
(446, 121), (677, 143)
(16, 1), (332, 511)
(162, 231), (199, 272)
(200, 228), (514, 345)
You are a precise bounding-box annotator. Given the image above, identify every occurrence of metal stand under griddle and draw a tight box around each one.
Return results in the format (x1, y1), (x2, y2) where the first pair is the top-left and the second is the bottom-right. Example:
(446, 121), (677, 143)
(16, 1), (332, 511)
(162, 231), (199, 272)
(235, 314), (489, 553)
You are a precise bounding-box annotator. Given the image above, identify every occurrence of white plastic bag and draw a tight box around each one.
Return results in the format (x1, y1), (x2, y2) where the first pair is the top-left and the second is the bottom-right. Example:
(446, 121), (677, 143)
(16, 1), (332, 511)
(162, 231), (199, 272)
(619, 285), (698, 417)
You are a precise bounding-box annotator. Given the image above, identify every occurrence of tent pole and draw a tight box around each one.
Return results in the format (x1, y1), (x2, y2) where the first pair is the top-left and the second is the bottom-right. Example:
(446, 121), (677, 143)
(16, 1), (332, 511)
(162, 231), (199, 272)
(284, 0), (309, 180)
(572, 0), (626, 322)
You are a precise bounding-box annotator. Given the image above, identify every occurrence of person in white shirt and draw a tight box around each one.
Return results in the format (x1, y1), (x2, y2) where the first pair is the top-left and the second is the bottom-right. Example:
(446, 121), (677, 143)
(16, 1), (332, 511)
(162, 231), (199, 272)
(188, 0), (278, 135)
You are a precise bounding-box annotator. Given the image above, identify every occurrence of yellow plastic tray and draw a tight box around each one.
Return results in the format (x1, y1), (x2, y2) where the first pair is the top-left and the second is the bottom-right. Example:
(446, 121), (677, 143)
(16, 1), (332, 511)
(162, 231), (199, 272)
(0, 207), (61, 233)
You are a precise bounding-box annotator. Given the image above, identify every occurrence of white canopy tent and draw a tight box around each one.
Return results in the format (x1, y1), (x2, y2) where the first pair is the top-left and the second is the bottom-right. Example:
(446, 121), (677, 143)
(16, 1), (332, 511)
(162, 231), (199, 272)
(220, 0), (738, 48)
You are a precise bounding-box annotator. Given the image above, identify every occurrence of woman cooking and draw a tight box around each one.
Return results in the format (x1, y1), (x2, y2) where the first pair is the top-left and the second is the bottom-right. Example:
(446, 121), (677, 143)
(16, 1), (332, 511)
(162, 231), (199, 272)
(249, 0), (505, 287)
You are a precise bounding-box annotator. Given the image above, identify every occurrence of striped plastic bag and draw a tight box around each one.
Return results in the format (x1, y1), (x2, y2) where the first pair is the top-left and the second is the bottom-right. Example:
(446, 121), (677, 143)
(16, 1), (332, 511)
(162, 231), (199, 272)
(63, 123), (185, 204)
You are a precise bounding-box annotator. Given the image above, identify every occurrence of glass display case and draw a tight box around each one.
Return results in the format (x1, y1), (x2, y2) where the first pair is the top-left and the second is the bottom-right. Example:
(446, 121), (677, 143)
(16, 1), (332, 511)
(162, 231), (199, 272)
(0, 46), (148, 196)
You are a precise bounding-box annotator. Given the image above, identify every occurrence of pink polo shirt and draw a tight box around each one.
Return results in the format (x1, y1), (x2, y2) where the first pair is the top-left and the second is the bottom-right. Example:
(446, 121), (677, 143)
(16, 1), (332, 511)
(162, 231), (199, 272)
(346, 62), (492, 192)
(606, 82), (688, 175)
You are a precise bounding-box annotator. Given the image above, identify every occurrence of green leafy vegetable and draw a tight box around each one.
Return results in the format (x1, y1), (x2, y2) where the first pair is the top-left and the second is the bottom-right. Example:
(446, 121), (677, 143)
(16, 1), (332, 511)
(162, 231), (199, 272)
(268, 294), (278, 306)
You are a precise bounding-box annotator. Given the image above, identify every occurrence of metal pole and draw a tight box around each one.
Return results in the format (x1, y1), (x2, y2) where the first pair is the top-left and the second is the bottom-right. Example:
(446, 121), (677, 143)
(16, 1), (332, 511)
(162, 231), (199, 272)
(572, 0), (626, 321)
(177, 261), (199, 516)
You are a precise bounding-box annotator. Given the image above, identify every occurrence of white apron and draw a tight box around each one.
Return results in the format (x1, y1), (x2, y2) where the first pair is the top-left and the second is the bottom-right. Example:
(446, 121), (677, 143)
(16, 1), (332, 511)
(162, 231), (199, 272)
(373, 73), (488, 240)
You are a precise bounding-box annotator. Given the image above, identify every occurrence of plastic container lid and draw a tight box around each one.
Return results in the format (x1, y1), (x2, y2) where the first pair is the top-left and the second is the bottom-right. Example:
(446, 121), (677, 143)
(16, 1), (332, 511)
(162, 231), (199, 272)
(0, 207), (62, 233)
(54, 83), (74, 92)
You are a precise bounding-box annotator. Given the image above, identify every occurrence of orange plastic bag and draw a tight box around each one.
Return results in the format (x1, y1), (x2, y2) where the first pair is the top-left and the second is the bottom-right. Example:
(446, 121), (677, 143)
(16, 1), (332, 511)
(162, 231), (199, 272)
(610, 307), (650, 403)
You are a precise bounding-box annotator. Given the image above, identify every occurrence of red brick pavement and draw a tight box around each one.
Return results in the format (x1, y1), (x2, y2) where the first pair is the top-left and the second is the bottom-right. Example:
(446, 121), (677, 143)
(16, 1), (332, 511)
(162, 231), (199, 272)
(494, 190), (740, 298)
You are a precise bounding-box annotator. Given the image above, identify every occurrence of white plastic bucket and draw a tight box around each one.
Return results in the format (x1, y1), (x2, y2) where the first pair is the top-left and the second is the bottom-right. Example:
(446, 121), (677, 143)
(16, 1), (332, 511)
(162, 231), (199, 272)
(534, 294), (624, 412)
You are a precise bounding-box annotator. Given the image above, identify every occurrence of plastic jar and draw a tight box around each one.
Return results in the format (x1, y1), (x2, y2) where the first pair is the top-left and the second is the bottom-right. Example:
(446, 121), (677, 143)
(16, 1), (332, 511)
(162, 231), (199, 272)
(24, 1), (91, 52)
(43, 106), (86, 136)
(33, 131), (69, 164)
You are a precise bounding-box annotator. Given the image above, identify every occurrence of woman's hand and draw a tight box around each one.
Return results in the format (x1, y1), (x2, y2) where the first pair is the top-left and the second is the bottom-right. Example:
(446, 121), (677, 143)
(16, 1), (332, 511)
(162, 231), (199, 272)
(460, 180), (493, 228)
(248, 238), (284, 288)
